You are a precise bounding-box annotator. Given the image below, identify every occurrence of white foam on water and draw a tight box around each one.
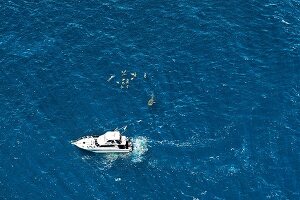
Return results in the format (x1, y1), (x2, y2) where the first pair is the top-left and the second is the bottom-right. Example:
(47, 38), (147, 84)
(104, 152), (129, 162)
(131, 136), (148, 163)
(98, 152), (129, 169)
(152, 140), (193, 147)
(149, 136), (211, 148)
(91, 136), (149, 169)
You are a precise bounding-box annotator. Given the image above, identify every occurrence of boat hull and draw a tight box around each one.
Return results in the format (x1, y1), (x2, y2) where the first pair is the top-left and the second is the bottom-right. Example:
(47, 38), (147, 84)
(88, 149), (132, 153)
(71, 131), (132, 153)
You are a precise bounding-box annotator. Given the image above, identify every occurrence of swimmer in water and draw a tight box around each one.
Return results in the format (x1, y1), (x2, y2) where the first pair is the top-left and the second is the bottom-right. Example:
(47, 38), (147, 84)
(131, 72), (137, 77)
(121, 70), (127, 76)
(131, 72), (137, 80)
(107, 75), (115, 82)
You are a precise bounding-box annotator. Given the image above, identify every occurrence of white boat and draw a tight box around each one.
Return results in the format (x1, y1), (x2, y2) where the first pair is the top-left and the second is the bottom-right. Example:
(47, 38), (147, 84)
(71, 130), (132, 153)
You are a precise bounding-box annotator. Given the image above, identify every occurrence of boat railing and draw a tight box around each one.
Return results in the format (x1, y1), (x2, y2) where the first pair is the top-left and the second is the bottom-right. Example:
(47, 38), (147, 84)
(73, 135), (97, 142)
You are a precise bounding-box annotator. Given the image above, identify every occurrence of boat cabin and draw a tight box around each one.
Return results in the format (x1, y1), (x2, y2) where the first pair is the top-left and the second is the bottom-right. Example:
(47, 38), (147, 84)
(96, 131), (127, 147)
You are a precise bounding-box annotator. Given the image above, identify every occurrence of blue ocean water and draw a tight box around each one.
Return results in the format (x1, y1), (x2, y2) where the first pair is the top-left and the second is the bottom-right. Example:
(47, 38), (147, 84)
(1, 0), (300, 199)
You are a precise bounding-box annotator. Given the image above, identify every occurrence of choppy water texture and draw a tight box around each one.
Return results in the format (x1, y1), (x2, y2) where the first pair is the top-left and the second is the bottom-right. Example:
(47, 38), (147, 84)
(1, 0), (300, 199)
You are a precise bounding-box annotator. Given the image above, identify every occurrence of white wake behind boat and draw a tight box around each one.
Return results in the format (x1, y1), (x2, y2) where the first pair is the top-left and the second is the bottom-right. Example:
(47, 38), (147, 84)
(71, 130), (132, 153)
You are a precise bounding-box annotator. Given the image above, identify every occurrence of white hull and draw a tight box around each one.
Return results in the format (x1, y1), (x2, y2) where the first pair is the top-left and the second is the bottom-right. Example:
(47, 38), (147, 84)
(89, 149), (132, 153)
(71, 143), (133, 153)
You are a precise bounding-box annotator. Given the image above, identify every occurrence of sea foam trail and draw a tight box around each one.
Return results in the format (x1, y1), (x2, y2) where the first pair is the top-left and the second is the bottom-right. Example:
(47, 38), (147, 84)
(148, 138), (215, 148)
(81, 136), (209, 168)
(98, 136), (149, 166)
(131, 136), (149, 163)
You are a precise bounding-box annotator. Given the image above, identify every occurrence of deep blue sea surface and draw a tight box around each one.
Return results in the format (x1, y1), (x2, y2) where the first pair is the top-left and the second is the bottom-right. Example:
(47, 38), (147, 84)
(1, 0), (300, 199)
